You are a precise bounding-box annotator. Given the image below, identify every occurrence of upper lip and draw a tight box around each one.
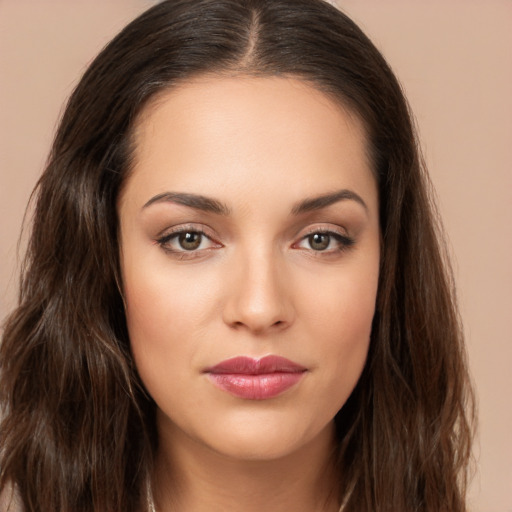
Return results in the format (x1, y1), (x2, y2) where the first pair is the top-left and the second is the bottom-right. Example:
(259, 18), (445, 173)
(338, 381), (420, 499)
(205, 355), (307, 375)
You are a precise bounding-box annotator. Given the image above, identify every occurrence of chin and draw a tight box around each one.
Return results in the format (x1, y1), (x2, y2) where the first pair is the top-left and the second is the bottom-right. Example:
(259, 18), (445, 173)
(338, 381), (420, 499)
(190, 411), (336, 463)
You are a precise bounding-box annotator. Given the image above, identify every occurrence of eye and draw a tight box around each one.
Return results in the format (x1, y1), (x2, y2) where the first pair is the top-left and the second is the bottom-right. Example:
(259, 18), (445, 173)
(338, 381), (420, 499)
(176, 231), (203, 251)
(307, 233), (331, 251)
(156, 227), (220, 254)
(295, 230), (354, 253)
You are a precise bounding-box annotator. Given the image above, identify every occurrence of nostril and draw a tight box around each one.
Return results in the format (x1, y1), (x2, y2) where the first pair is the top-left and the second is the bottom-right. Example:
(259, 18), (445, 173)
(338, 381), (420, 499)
(228, 318), (288, 333)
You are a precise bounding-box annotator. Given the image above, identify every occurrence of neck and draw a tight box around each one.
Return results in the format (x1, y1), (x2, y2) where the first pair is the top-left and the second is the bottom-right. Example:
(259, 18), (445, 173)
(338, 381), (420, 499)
(153, 421), (340, 512)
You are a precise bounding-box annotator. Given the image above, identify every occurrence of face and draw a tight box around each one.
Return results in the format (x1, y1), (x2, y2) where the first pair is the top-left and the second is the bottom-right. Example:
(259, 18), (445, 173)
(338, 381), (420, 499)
(119, 76), (380, 462)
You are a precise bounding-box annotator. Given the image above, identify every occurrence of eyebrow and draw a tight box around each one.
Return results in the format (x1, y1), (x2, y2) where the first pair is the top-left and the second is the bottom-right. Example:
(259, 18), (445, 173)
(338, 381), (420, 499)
(291, 189), (368, 215)
(142, 188), (368, 216)
(142, 192), (231, 215)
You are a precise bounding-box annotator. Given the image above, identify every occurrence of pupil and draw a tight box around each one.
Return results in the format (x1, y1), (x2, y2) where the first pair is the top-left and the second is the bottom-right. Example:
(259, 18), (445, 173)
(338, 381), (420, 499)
(179, 232), (202, 250)
(310, 233), (329, 250)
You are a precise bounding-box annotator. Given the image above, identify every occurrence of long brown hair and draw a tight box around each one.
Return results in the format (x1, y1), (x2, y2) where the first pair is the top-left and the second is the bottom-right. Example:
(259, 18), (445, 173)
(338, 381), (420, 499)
(0, 1), (475, 510)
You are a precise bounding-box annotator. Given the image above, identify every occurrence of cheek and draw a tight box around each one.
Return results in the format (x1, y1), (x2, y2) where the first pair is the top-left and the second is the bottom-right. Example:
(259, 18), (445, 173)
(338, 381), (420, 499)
(300, 260), (378, 400)
(123, 252), (219, 342)
(303, 253), (378, 334)
(122, 260), (210, 394)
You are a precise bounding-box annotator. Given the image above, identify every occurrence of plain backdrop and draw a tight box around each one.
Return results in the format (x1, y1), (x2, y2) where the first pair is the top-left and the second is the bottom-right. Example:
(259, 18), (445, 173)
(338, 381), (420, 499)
(0, 1), (511, 511)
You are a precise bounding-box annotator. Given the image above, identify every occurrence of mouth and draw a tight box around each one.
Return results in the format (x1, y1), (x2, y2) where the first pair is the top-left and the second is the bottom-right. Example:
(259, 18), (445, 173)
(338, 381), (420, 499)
(204, 355), (307, 400)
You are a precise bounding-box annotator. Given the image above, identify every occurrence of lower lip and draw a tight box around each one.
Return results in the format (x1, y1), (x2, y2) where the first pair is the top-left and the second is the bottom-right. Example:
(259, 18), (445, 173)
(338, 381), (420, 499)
(207, 372), (305, 400)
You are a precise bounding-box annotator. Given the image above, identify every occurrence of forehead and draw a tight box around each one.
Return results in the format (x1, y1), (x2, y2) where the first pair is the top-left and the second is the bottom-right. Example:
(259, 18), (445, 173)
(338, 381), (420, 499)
(122, 75), (375, 212)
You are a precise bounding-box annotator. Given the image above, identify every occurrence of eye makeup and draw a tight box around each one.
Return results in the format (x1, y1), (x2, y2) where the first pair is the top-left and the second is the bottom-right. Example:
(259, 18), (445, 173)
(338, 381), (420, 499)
(155, 224), (223, 259)
(294, 228), (355, 254)
(154, 220), (357, 263)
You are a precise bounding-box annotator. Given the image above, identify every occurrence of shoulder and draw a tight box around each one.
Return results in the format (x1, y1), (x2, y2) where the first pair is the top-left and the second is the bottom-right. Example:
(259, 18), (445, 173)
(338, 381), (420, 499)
(0, 483), (23, 512)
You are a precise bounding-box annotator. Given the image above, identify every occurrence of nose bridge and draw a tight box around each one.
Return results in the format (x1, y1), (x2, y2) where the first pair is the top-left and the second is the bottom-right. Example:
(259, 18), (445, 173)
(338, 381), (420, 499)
(223, 243), (293, 333)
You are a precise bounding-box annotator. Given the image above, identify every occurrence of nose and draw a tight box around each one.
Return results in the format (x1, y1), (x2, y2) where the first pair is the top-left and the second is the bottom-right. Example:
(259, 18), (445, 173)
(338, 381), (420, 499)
(222, 248), (295, 335)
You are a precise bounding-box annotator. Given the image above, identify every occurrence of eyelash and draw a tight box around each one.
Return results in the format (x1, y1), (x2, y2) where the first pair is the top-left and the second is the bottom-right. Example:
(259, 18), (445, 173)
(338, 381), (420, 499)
(294, 229), (355, 255)
(155, 226), (355, 259)
(155, 225), (220, 258)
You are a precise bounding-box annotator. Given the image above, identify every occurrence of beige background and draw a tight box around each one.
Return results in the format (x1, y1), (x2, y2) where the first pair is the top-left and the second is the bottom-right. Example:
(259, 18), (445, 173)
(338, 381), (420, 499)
(1, 1), (511, 510)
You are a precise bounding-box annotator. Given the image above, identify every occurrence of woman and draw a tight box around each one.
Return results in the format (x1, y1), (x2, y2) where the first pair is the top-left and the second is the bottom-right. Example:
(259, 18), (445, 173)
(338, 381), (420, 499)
(0, 0), (475, 511)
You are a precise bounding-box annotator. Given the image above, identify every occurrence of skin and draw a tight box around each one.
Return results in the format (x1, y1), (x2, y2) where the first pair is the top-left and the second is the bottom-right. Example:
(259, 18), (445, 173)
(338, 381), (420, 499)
(119, 76), (380, 512)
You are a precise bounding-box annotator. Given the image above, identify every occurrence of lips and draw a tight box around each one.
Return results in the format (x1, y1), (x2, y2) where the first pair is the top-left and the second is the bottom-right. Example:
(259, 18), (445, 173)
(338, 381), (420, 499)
(204, 355), (307, 400)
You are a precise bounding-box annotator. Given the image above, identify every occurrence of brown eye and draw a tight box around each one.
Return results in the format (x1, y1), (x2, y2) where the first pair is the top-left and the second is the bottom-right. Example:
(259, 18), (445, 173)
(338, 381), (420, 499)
(178, 232), (203, 250)
(308, 233), (330, 251)
(294, 230), (355, 254)
(157, 227), (221, 256)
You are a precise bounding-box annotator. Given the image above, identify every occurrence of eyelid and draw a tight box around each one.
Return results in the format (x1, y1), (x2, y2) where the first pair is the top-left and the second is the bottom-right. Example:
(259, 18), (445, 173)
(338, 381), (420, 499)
(292, 224), (355, 253)
(155, 223), (222, 256)
(295, 223), (350, 240)
(154, 222), (355, 258)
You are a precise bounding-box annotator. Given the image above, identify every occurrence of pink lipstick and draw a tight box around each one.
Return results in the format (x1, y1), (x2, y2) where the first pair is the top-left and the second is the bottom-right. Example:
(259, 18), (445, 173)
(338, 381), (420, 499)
(204, 355), (307, 400)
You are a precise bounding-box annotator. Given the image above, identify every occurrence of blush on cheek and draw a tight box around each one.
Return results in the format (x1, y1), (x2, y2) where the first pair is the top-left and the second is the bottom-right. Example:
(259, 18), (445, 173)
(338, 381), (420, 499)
(324, 298), (376, 383)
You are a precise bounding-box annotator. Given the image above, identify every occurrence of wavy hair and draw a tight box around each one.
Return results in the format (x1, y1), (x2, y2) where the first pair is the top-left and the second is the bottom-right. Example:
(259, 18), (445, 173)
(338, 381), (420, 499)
(0, 1), (475, 510)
